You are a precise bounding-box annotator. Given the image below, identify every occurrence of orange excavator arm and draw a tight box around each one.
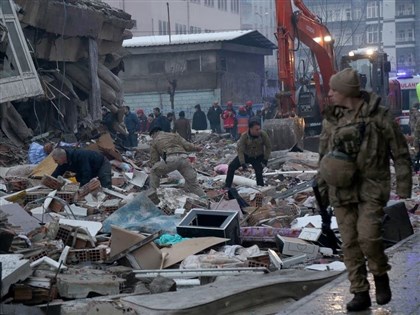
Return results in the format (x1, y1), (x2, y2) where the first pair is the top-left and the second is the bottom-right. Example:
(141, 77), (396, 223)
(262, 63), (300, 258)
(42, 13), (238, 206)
(276, 0), (336, 113)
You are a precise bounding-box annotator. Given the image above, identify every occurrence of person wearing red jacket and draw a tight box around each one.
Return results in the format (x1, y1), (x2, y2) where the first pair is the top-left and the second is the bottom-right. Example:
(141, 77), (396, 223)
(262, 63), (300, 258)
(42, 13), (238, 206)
(222, 101), (236, 139)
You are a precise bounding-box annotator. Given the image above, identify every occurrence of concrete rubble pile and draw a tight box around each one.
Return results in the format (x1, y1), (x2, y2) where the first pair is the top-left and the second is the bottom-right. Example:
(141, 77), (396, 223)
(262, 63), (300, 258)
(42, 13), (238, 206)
(0, 0), (134, 147)
(0, 130), (418, 314)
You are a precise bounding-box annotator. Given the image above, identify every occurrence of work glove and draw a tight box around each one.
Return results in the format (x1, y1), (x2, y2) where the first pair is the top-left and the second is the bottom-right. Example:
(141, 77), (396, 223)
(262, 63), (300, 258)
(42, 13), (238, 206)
(261, 159), (268, 167)
(241, 164), (248, 171)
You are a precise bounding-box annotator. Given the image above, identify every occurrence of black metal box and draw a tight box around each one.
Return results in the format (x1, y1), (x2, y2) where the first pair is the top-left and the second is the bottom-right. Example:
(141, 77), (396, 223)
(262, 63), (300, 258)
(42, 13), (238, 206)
(176, 209), (240, 245)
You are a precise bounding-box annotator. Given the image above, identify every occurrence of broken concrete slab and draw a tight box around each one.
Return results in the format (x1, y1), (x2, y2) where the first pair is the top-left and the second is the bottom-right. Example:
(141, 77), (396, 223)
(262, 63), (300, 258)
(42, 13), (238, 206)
(276, 235), (320, 260)
(1, 254), (32, 297)
(120, 270), (341, 314)
(0, 203), (41, 234)
(59, 218), (102, 236)
(57, 269), (125, 299)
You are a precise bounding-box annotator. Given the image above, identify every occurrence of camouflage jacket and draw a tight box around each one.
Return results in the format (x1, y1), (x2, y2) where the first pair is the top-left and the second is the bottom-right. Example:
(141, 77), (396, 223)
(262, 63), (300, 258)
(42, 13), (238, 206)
(413, 113), (420, 144)
(150, 131), (197, 164)
(237, 130), (271, 165)
(319, 91), (412, 206)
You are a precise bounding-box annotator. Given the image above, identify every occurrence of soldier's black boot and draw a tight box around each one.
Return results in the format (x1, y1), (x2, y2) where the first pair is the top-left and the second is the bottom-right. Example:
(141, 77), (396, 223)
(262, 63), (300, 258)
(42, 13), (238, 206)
(346, 291), (371, 312)
(374, 273), (392, 305)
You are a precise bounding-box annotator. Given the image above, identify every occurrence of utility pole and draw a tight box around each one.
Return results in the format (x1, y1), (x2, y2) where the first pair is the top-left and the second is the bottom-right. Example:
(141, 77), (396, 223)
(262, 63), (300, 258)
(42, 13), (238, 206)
(167, 2), (171, 44)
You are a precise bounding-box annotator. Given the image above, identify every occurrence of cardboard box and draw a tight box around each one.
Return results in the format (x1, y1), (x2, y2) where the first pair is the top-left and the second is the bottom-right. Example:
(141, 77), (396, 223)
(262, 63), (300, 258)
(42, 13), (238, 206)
(276, 235), (319, 260)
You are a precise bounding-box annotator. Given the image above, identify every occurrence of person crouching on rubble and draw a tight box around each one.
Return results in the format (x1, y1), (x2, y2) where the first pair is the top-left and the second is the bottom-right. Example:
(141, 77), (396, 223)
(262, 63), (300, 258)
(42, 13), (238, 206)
(149, 127), (206, 197)
(317, 68), (412, 312)
(224, 118), (271, 189)
(51, 148), (112, 189)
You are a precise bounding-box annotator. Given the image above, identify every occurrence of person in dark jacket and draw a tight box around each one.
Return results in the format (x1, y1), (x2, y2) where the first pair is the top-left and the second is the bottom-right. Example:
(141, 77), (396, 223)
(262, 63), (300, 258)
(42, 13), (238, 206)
(224, 119), (271, 188)
(173, 111), (192, 141)
(207, 101), (223, 133)
(149, 107), (171, 132)
(192, 104), (207, 130)
(51, 148), (112, 188)
(124, 106), (140, 147)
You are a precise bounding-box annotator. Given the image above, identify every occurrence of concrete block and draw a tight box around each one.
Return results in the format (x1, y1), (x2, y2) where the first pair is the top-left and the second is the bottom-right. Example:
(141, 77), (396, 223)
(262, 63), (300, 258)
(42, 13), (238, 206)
(0, 254), (32, 297)
(276, 235), (319, 260)
(57, 269), (124, 299)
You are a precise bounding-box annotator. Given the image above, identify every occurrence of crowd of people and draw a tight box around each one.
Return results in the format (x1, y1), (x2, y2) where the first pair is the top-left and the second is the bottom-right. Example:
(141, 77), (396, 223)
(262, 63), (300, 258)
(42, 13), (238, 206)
(100, 100), (274, 147)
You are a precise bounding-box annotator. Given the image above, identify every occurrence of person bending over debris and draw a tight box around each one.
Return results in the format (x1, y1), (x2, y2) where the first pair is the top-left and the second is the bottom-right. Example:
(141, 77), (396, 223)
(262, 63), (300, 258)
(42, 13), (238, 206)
(149, 127), (205, 197)
(318, 68), (412, 312)
(51, 148), (112, 189)
(224, 119), (271, 188)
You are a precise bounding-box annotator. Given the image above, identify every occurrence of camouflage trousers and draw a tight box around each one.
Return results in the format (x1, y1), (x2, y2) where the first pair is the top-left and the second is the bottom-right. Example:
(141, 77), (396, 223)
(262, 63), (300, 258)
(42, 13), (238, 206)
(334, 202), (391, 293)
(150, 154), (205, 197)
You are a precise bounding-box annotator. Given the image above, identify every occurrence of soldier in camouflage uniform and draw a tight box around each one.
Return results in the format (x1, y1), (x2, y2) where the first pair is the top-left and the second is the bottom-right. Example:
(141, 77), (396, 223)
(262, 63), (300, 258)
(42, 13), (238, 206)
(149, 127), (205, 197)
(409, 102), (420, 136)
(318, 68), (412, 312)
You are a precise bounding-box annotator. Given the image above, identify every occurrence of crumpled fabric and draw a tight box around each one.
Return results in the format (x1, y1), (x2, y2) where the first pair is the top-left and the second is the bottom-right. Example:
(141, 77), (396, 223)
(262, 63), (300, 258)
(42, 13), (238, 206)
(157, 233), (188, 246)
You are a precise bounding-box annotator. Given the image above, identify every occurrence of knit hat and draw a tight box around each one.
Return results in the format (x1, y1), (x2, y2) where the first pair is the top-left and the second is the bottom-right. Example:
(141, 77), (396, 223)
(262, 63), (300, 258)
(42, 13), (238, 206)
(329, 68), (360, 97)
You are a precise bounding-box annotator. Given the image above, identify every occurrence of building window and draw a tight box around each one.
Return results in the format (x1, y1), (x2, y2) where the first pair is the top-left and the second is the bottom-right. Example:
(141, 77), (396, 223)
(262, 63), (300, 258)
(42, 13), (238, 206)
(353, 8), (362, 20)
(148, 60), (165, 74)
(366, 24), (379, 43)
(204, 0), (214, 7)
(345, 8), (351, 21)
(187, 59), (200, 72)
(397, 2), (414, 16)
(190, 0), (201, 4)
(158, 20), (168, 35)
(189, 26), (201, 34)
(366, 1), (380, 18)
(218, 0), (227, 11)
(231, 0), (239, 14)
(0, 0), (43, 102)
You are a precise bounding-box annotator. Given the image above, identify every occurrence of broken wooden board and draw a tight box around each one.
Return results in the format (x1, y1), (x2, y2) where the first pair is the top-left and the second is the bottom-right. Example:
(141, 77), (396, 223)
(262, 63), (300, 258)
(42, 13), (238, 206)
(29, 155), (57, 178)
(109, 226), (162, 270)
(161, 237), (228, 269)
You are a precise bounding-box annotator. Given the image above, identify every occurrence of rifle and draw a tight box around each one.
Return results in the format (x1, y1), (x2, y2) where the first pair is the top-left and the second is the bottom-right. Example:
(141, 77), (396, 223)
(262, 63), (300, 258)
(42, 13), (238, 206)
(312, 178), (341, 254)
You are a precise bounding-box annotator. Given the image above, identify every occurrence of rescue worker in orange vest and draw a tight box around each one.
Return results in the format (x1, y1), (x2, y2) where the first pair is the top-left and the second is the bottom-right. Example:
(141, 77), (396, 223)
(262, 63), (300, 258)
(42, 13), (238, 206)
(236, 106), (249, 138)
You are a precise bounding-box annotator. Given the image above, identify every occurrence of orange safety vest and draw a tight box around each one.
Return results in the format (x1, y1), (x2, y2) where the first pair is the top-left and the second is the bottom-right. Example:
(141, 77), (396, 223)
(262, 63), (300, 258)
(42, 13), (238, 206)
(237, 116), (249, 135)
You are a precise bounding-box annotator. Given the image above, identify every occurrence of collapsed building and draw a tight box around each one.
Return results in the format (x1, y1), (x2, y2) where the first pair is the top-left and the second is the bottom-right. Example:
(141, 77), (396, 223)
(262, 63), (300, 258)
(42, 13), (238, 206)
(0, 0), (134, 147)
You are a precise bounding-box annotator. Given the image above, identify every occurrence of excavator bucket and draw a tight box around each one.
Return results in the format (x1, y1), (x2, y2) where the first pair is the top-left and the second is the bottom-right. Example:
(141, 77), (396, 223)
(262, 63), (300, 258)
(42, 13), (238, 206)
(263, 117), (305, 151)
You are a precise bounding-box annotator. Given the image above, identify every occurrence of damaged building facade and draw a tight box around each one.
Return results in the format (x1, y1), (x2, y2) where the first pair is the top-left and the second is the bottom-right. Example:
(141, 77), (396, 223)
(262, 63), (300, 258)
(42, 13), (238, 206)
(0, 0), (134, 146)
(121, 31), (276, 116)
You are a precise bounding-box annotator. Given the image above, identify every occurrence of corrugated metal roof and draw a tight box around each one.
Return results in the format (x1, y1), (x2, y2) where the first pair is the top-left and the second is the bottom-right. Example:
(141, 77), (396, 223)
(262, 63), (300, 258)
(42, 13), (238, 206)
(123, 30), (276, 49)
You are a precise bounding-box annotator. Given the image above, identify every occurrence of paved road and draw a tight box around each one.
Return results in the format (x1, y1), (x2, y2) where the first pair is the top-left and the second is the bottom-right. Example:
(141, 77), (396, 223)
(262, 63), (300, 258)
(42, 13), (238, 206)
(277, 231), (420, 314)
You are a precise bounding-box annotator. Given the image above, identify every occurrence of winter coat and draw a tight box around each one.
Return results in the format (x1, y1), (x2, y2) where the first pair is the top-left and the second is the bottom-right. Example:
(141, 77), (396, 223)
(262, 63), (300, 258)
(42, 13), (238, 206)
(124, 111), (140, 133)
(222, 109), (236, 129)
(150, 114), (171, 132)
(207, 106), (223, 125)
(318, 91), (412, 207)
(192, 110), (207, 130)
(237, 130), (271, 165)
(51, 149), (107, 186)
(173, 117), (192, 141)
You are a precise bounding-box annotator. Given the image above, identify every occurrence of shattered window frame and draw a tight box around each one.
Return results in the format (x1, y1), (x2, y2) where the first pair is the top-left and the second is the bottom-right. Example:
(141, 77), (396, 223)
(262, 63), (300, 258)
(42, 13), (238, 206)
(0, 0), (43, 103)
